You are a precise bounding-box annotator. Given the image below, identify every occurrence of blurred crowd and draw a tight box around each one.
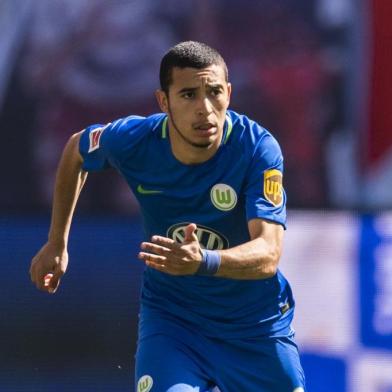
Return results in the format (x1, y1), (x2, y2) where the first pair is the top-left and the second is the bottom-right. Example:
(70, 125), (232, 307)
(1, 0), (355, 213)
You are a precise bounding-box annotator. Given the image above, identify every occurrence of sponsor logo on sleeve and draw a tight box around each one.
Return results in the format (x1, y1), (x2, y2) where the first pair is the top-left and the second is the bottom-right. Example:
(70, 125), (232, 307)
(88, 123), (111, 153)
(263, 169), (283, 206)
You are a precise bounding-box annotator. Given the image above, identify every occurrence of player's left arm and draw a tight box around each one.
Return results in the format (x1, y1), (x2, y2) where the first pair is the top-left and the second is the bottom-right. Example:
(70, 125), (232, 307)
(215, 218), (283, 279)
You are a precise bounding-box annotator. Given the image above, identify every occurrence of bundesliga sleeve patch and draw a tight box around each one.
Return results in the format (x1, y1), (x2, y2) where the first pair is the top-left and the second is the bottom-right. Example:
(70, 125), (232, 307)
(88, 123), (111, 153)
(263, 169), (283, 206)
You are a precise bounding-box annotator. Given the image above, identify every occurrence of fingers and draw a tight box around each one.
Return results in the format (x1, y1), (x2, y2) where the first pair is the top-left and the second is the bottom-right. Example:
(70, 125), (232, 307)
(138, 252), (166, 264)
(30, 257), (43, 286)
(138, 230), (201, 276)
(47, 269), (63, 293)
(143, 260), (167, 273)
(138, 252), (184, 275)
(30, 259), (47, 291)
(150, 236), (176, 247)
(29, 255), (63, 293)
(32, 269), (61, 293)
(35, 269), (54, 292)
(141, 241), (171, 255)
(138, 251), (168, 272)
(184, 223), (198, 242)
(139, 239), (177, 271)
(29, 260), (37, 285)
(43, 273), (59, 294)
(44, 273), (53, 287)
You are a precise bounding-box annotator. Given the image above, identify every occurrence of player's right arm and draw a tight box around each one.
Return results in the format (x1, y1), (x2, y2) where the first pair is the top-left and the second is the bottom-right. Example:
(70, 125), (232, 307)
(30, 131), (86, 293)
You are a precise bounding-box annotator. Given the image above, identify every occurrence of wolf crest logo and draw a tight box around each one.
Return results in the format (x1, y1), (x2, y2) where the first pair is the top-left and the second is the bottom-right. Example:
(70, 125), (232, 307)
(210, 184), (237, 211)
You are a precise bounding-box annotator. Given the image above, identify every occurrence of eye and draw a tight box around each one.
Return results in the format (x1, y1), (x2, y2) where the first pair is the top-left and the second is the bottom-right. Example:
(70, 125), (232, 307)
(210, 88), (222, 97)
(182, 91), (195, 99)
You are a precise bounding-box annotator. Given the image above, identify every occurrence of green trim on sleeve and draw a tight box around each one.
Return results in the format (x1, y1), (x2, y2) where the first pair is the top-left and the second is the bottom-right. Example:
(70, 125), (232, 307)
(161, 117), (168, 139)
(223, 114), (233, 144)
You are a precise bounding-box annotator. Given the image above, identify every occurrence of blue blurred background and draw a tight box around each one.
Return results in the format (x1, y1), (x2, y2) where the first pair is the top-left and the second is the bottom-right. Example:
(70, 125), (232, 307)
(1, 0), (392, 391)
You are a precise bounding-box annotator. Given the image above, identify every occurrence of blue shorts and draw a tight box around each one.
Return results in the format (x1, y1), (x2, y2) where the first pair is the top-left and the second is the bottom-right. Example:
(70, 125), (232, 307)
(135, 313), (306, 392)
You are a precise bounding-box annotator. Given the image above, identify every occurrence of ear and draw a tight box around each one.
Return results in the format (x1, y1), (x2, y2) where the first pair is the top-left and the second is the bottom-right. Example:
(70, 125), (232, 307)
(155, 89), (169, 113)
(226, 83), (232, 105)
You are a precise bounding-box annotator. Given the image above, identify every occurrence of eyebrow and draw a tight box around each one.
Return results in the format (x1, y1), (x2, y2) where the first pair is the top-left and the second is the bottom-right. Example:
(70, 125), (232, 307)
(177, 83), (224, 95)
(177, 87), (198, 95)
(208, 83), (224, 90)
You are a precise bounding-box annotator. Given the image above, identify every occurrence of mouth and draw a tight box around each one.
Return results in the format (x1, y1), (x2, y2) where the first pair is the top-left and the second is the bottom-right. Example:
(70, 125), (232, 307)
(193, 122), (217, 137)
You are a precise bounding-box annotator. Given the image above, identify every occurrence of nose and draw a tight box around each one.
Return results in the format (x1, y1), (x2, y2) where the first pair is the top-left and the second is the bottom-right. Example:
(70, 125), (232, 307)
(196, 97), (213, 116)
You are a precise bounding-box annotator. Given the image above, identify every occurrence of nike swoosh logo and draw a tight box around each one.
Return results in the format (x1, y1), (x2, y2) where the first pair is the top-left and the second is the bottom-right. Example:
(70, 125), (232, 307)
(136, 185), (163, 195)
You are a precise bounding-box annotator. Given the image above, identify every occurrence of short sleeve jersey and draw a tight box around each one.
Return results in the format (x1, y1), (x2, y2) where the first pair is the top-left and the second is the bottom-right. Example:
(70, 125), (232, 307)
(79, 110), (295, 339)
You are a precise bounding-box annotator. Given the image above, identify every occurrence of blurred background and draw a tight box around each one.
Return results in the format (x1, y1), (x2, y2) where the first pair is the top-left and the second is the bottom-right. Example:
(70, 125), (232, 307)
(1, 0), (391, 391)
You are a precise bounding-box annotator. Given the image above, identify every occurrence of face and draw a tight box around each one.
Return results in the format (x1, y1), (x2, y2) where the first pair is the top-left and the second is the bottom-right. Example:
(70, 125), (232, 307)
(156, 64), (231, 152)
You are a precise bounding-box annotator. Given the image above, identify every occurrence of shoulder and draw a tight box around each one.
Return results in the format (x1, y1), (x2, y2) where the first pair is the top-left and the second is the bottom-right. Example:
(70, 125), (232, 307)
(104, 112), (166, 140)
(80, 112), (166, 160)
(226, 110), (283, 163)
(86, 113), (166, 149)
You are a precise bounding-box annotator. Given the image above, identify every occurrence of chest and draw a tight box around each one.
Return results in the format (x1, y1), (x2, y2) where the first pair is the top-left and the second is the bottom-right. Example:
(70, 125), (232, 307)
(122, 148), (249, 223)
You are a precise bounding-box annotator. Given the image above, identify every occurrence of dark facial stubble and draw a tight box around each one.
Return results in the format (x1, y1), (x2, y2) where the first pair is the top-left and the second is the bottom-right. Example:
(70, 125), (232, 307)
(167, 101), (212, 149)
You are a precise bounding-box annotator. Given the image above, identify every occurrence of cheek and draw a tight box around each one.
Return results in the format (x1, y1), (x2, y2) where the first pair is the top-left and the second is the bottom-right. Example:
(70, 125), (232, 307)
(171, 99), (191, 112)
(214, 98), (229, 112)
(170, 104), (192, 124)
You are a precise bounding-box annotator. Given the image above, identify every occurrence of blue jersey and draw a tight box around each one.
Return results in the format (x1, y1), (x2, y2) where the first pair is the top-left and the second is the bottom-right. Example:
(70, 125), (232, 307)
(79, 110), (295, 339)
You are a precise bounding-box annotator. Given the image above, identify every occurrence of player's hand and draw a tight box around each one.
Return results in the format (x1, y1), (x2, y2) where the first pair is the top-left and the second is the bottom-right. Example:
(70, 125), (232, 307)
(138, 223), (202, 275)
(30, 242), (69, 293)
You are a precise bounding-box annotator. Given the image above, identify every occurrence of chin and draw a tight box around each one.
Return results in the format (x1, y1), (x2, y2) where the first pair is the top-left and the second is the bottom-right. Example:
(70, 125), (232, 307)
(193, 135), (219, 149)
(191, 141), (213, 149)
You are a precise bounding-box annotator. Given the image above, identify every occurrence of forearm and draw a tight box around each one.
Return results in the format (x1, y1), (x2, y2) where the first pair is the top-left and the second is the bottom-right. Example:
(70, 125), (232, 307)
(48, 132), (87, 247)
(138, 221), (283, 280)
(216, 237), (281, 280)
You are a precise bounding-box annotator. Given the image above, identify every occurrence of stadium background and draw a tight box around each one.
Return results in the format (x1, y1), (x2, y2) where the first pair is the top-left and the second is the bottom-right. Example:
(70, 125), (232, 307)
(1, 0), (391, 391)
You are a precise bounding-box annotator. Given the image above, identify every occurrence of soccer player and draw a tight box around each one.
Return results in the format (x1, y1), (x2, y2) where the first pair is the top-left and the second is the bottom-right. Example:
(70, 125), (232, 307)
(30, 41), (306, 392)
